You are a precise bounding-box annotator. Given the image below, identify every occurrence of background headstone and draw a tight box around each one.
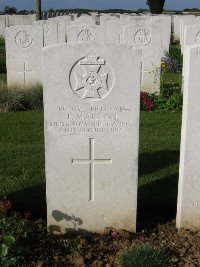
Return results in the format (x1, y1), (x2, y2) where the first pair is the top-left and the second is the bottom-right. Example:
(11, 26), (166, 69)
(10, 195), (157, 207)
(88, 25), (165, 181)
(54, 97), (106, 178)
(177, 44), (200, 230)
(6, 25), (43, 86)
(123, 24), (162, 93)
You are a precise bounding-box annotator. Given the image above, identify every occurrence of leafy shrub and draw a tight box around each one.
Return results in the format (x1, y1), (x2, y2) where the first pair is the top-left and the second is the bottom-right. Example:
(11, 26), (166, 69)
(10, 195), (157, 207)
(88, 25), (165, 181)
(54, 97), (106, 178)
(119, 244), (172, 267)
(161, 82), (182, 98)
(140, 91), (183, 111)
(0, 200), (33, 267)
(0, 84), (43, 112)
(152, 91), (183, 111)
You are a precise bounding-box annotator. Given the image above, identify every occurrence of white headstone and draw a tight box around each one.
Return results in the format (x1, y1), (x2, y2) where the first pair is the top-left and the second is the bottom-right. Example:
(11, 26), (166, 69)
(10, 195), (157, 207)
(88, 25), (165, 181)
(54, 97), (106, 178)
(99, 14), (119, 27)
(123, 24), (162, 93)
(0, 15), (6, 37)
(152, 15), (171, 55)
(43, 43), (141, 233)
(7, 15), (34, 27)
(173, 15), (181, 41)
(105, 20), (122, 43)
(176, 44), (200, 230)
(44, 19), (66, 47)
(180, 16), (196, 52)
(71, 15), (95, 25)
(6, 25), (43, 86)
(182, 24), (200, 75)
(34, 20), (47, 27)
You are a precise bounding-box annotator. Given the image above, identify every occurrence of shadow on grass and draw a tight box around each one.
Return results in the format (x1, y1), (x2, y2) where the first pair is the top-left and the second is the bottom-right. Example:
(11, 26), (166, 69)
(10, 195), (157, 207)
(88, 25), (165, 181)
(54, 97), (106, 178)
(139, 150), (180, 176)
(2, 150), (180, 231)
(1, 183), (46, 219)
(137, 150), (179, 230)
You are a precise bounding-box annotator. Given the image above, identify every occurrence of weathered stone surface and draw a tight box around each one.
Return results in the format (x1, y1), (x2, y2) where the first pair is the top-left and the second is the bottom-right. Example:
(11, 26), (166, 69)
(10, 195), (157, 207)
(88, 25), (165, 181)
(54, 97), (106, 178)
(43, 43), (141, 233)
(177, 44), (200, 230)
(152, 15), (171, 55)
(44, 19), (66, 47)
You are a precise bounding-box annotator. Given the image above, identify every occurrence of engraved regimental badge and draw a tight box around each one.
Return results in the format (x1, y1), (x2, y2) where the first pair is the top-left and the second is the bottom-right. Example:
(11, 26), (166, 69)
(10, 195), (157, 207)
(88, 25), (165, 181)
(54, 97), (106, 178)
(69, 51), (115, 101)
(15, 30), (33, 48)
(77, 29), (95, 43)
(134, 29), (152, 47)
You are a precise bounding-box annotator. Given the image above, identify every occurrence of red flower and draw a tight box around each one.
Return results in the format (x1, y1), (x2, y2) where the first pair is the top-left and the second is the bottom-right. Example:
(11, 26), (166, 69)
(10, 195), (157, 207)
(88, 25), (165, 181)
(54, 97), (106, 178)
(0, 200), (11, 210)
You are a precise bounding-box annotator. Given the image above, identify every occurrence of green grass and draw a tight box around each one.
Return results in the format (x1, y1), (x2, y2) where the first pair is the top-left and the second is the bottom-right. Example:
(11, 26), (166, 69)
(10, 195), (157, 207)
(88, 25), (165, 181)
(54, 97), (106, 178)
(0, 112), (45, 217)
(161, 72), (181, 84)
(0, 111), (182, 225)
(138, 111), (182, 228)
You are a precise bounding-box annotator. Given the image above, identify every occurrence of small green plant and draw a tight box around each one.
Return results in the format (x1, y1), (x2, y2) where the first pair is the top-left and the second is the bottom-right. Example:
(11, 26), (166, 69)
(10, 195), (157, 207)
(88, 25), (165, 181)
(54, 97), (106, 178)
(0, 200), (33, 267)
(119, 244), (172, 267)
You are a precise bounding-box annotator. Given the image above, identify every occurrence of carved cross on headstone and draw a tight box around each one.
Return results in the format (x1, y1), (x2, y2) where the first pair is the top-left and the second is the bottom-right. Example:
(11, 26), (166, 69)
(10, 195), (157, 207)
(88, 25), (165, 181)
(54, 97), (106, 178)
(18, 62), (32, 87)
(72, 138), (112, 201)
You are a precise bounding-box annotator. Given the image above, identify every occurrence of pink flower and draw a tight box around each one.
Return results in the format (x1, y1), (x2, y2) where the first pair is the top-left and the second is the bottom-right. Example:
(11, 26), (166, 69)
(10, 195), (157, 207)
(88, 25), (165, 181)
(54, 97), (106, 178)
(139, 235), (145, 241)
(111, 231), (119, 237)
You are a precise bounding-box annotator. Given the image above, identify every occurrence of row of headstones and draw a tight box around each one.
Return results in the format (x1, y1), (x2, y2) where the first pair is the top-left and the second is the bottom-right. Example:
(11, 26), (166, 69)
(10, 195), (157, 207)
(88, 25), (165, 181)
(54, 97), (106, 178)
(0, 14), (36, 37)
(172, 15), (200, 49)
(42, 14), (200, 233)
(0, 13), (77, 37)
(43, 39), (200, 233)
(5, 13), (172, 93)
(35, 13), (172, 56)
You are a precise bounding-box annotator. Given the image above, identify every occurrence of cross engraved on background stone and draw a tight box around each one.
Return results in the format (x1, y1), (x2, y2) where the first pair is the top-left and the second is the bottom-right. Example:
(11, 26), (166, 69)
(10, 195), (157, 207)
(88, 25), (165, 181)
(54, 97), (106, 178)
(72, 138), (112, 201)
(18, 63), (32, 86)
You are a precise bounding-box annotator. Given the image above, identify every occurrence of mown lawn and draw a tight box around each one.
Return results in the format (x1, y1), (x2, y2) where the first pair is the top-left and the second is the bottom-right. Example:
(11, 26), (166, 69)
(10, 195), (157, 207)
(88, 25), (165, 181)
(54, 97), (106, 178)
(0, 111), (182, 226)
